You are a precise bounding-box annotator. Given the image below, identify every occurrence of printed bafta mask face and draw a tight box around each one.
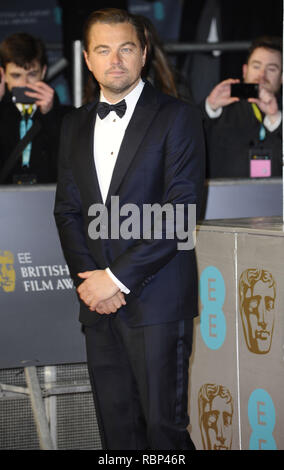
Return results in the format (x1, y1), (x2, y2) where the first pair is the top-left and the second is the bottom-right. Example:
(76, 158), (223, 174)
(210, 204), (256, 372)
(0, 250), (16, 292)
(239, 269), (275, 354)
(199, 384), (233, 450)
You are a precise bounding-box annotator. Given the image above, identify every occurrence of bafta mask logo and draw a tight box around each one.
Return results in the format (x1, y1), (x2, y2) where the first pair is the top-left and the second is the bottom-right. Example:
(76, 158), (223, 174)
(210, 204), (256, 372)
(239, 269), (276, 354)
(198, 384), (233, 450)
(0, 250), (16, 293)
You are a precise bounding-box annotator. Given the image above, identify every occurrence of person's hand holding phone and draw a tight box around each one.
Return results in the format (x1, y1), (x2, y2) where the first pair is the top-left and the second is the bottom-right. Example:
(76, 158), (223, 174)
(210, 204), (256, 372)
(24, 81), (54, 114)
(207, 78), (241, 111)
(248, 85), (279, 123)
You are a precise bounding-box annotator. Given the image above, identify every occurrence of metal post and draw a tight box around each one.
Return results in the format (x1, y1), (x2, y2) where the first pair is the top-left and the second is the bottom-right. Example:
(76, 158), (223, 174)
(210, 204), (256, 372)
(24, 366), (54, 450)
(44, 366), (57, 449)
(73, 40), (83, 108)
(46, 57), (68, 82)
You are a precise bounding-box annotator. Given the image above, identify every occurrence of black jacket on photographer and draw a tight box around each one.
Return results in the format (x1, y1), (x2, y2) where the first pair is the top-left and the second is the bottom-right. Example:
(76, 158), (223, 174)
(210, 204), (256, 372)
(0, 87), (72, 184)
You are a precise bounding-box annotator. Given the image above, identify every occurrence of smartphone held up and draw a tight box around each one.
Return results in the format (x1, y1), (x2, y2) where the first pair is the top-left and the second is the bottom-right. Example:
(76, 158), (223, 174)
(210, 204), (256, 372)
(12, 86), (35, 104)
(231, 83), (259, 99)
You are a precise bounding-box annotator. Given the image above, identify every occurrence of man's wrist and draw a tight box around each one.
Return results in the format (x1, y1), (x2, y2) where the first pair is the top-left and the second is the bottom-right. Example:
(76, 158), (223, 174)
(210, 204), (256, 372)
(205, 97), (223, 118)
(105, 268), (130, 294)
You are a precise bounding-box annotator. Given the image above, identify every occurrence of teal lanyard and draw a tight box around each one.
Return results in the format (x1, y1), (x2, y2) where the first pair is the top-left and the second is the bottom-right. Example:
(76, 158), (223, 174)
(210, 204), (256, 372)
(19, 105), (34, 167)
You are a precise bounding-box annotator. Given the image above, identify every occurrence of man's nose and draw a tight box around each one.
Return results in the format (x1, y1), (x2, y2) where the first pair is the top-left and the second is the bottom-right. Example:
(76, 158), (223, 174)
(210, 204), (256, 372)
(18, 75), (29, 86)
(257, 68), (266, 83)
(110, 50), (122, 65)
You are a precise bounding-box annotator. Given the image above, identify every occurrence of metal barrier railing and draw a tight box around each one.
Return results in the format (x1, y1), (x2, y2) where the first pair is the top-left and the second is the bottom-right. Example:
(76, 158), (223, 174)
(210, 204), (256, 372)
(164, 41), (251, 53)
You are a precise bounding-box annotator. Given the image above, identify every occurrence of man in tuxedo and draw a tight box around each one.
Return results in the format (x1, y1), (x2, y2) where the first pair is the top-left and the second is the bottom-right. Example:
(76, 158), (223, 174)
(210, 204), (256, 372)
(54, 8), (205, 450)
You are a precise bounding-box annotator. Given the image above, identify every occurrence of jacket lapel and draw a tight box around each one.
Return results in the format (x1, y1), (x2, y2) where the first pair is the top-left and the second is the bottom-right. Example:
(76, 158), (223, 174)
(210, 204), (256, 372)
(76, 100), (104, 204)
(105, 82), (160, 207)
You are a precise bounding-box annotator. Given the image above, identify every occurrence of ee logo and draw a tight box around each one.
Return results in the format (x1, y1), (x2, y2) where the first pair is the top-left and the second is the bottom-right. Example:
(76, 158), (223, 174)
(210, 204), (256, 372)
(200, 266), (226, 350)
(248, 389), (277, 450)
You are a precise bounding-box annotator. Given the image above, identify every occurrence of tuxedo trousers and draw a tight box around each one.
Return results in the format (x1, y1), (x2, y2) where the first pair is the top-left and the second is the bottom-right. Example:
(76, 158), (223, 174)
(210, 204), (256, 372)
(84, 314), (195, 450)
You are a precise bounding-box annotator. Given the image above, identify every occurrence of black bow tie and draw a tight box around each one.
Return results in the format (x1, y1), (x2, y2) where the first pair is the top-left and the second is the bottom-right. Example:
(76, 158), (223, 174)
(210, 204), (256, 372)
(97, 100), (127, 119)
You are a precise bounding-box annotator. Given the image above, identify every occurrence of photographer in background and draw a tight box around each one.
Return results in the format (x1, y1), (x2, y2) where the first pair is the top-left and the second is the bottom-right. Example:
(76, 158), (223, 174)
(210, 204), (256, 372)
(0, 32), (72, 184)
(201, 36), (282, 179)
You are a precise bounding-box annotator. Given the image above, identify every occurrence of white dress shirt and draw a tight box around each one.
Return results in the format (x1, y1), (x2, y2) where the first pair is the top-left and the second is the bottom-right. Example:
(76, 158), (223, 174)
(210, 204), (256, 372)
(94, 79), (145, 294)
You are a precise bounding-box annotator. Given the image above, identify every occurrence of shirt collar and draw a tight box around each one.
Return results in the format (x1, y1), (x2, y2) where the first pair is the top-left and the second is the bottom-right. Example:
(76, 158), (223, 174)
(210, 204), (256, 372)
(15, 102), (37, 116)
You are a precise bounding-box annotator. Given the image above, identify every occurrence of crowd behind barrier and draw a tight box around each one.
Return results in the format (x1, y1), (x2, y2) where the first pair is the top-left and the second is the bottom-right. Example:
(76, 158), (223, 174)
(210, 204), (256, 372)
(1, 31), (282, 184)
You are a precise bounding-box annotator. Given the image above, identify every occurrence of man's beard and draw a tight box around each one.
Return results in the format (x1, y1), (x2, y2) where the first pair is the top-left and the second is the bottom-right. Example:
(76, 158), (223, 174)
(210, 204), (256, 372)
(103, 69), (139, 95)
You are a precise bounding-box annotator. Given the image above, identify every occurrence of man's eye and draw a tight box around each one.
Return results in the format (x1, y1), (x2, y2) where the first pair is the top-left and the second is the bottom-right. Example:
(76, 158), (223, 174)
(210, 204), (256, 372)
(121, 48), (131, 53)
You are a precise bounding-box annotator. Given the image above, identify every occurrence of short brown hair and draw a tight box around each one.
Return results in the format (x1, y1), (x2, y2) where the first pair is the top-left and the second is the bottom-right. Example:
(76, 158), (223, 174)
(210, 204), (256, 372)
(0, 32), (47, 70)
(246, 35), (282, 65)
(83, 8), (147, 52)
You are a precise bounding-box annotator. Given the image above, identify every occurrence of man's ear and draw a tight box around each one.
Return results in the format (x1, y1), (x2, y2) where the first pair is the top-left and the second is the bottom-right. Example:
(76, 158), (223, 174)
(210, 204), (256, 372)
(142, 46), (147, 67)
(1, 66), (6, 83)
(83, 50), (91, 71)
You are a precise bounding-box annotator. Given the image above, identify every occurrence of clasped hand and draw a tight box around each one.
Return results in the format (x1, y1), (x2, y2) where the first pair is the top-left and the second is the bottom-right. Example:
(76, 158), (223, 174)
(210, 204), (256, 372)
(77, 270), (126, 314)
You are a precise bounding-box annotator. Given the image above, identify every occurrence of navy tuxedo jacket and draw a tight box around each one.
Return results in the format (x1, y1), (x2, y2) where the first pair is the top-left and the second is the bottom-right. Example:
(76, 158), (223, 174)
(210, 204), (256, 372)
(54, 81), (205, 327)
